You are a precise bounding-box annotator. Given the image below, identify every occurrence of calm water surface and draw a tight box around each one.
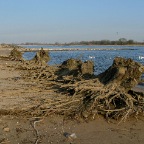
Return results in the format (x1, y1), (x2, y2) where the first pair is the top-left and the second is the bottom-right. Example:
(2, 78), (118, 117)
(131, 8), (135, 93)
(22, 45), (144, 75)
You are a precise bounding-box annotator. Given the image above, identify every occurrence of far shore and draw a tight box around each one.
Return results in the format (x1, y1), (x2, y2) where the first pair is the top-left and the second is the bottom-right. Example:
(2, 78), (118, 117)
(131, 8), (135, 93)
(19, 47), (137, 52)
(1, 43), (144, 53)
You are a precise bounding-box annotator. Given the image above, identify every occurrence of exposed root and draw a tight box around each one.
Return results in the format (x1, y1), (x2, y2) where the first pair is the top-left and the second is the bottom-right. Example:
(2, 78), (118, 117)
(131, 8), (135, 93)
(30, 118), (43, 144)
(8, 51), (144, 122)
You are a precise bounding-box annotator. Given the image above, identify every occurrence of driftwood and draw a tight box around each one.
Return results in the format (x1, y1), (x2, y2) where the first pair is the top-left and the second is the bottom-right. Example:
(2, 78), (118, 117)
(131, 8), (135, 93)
(9, 48), (23, 61)
(56, 58), (94, 81)
(98, 57), (144, 91)
(32, 48), (50, 65)
(58, 81), (144, 121)
(13, 51), (144, 122)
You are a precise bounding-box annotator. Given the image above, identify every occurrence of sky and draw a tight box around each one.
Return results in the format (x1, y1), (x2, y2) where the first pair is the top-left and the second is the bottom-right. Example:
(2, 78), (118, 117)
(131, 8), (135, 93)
(0, 0), (144, 43)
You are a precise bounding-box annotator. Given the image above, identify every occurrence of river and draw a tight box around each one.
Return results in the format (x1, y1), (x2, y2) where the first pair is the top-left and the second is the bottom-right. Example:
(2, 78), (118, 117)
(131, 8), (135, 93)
(22, 45), (144, 75)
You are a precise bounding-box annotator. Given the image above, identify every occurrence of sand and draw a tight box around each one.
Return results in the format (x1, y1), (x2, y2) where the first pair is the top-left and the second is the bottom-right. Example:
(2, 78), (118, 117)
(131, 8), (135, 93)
(0, 45), (144, 144)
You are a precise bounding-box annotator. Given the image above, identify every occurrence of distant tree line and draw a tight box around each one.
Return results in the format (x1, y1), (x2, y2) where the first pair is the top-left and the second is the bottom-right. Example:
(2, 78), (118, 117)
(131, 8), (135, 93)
(19, 38), (144, 45)
(67, 38), (144, 45)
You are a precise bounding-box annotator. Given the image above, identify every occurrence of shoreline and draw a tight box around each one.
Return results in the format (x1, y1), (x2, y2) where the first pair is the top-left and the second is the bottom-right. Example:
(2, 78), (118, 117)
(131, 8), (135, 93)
(20, 47), (137, 52)
(1, 43), (143, 53)
(0, 45), (144, 143)
(18, 44), (144, 46)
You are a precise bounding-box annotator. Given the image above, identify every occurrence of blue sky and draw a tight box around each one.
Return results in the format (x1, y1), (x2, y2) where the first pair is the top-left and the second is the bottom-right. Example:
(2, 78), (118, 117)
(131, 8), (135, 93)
(0, 0), (144, 43)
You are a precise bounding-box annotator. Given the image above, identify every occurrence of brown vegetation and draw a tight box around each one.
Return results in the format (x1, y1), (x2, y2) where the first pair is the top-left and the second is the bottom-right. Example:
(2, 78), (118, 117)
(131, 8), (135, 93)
(9, 48), (23, 61)
(32, 48), (50, 65)
(10, 48), (144, 123)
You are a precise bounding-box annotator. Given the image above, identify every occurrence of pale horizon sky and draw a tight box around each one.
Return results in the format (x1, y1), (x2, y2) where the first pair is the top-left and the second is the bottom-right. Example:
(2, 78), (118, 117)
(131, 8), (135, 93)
(0, 0), (144, 43)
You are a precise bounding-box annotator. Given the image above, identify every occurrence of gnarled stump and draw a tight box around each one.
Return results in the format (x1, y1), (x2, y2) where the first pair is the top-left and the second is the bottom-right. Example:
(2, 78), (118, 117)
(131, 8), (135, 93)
(56, 58), (94, 80)
(98, 57), (144, 91)
(9, 48), (23, 61)
(32, 48), (50, 65)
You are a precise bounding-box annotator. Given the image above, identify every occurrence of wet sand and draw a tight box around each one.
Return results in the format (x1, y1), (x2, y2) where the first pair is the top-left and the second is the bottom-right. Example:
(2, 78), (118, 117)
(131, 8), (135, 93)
(0, 45), (144, 144)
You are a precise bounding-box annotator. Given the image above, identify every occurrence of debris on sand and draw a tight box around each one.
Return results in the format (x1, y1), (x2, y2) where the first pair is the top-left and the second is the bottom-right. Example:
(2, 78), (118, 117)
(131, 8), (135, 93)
(63, 132), (77, 141)
(54, 58), (144, 121)
(3, 127), (10, 132)
(8, 49), (144, 122)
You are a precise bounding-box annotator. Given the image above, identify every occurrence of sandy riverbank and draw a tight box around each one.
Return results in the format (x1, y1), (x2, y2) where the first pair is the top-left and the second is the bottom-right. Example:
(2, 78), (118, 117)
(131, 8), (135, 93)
(0, 45), (144, 144)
